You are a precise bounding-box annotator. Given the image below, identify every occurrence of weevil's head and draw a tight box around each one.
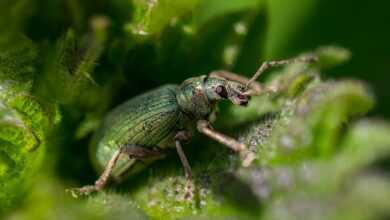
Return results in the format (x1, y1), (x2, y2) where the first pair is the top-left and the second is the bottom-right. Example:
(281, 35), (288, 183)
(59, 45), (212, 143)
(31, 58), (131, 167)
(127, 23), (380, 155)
(204, 76), (250, 106)
(176, 75), (250, 119)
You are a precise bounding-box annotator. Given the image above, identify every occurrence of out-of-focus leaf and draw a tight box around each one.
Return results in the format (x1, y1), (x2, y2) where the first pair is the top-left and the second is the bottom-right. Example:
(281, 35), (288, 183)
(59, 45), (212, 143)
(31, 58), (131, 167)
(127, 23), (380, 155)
(35, 17), (109, 107)
(0, 34), (37, 82)
(126, 0), (199, 37)
(264, 0), (319, 58)
(194, 0), (263, 26)
(5, 178), (147, 220)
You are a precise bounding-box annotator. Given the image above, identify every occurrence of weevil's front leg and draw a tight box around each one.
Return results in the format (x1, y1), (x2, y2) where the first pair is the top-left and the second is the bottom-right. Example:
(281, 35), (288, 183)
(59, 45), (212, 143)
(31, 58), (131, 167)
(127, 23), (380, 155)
(197, 120), (255, 167)
(209, 70), (263, 94)
(67, 145), (165, 198)
(246, 55), (318, 90)
(175, 131), (194, 200)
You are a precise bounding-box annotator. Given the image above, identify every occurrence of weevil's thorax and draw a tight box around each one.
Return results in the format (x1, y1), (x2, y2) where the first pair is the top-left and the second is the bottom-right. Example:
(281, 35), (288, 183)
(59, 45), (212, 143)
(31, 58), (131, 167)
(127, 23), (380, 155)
(176, 75), (216, 119)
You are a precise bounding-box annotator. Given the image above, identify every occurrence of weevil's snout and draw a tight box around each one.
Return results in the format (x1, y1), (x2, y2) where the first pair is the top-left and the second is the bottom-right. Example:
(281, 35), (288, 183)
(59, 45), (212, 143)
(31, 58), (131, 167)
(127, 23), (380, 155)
(227, 82), (251, 106)
(229, 91), (250, 106)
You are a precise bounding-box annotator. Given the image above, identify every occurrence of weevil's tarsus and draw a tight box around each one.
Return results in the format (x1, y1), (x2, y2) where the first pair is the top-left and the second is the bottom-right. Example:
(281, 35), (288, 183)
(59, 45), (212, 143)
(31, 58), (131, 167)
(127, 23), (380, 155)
(197, 120), (255, 167)
(240, 149), (256, 167)
(175, 131), (194, 200)
(246, 54), (318, 90)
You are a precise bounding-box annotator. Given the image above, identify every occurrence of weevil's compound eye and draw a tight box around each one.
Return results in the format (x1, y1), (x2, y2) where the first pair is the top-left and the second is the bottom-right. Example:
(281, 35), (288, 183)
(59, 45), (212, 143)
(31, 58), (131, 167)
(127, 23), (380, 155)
(215, 85), (228, 98)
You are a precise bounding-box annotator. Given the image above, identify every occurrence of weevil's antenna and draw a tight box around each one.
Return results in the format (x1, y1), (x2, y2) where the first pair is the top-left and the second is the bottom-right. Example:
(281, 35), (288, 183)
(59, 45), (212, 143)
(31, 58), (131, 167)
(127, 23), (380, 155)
(245, 54), (318, 90)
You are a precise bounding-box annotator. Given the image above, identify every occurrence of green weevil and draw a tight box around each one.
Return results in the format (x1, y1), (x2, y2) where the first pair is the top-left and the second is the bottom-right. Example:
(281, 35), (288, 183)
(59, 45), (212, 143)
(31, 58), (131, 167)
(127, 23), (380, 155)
(69, 55), (316, 199)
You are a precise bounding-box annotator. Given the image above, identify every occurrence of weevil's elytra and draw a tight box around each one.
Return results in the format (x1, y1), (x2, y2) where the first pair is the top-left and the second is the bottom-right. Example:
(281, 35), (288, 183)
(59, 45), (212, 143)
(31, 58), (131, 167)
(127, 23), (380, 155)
(93, 84), (189, 179)
(68, 55), (317, 198)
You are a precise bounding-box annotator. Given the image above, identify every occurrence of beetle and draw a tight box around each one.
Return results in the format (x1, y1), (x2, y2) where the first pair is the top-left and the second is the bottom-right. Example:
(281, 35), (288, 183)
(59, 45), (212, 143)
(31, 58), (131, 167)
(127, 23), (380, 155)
(68, 55), (316, 199)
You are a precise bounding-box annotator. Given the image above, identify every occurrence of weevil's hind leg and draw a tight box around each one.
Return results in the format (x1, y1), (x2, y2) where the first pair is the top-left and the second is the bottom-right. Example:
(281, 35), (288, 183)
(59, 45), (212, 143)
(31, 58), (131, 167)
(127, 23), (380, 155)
(197, 120), (255, 167)
(209, 70), (263, 94)
(246, 55), (318, 90)
(67, 145), (166, 198)
(114, 145), (167, 183)
(67, 149), (122, 198)
(175, 131), (194, 200)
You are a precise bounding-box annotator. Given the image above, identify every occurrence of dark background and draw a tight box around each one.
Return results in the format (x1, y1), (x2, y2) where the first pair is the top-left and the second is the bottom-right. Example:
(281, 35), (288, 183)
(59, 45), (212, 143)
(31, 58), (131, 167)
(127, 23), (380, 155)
(264, 0), (390, 118)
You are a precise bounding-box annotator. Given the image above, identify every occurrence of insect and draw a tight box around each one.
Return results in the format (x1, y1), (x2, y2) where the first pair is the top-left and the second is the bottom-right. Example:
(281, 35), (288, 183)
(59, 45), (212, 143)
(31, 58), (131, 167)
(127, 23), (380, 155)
(68, 55), (316, 199)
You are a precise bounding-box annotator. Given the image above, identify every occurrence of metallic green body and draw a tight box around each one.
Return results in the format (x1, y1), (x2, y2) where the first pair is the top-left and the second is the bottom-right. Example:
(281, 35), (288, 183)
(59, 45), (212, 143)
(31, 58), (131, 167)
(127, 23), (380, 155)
(91, 84), (192, 179)
(90, 74), (248, 180)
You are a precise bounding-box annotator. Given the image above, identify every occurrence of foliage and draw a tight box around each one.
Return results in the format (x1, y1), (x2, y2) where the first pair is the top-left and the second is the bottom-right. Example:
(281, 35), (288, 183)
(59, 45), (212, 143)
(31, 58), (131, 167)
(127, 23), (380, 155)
(0, 0), (389, 219)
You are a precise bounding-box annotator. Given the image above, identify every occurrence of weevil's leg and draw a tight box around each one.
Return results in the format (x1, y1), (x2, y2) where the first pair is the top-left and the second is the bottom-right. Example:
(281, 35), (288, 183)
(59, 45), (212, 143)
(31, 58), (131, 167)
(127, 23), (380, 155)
(175, 131), (194, 200)
(197, 120), (255, 167)
(67, 149), (122, 197)
(114, 146), (167, 183)
(246, 55), (318, 90)
(209, 70), (263, 94)
(197, 120), (245, 151)
(67, 145), (165, 198)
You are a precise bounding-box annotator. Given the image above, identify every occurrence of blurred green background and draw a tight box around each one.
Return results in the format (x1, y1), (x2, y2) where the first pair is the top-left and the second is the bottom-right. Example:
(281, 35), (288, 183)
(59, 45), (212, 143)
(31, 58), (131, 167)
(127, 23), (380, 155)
(1, 0), (390, 219)
(263, 0), (390, 118)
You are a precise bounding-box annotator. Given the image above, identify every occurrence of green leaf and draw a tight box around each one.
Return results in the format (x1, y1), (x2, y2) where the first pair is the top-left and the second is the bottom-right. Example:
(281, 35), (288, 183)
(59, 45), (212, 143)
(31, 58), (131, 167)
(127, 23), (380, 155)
(0, 80), (60, 213)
